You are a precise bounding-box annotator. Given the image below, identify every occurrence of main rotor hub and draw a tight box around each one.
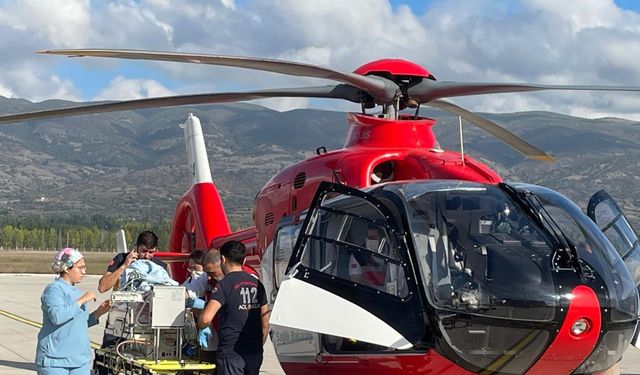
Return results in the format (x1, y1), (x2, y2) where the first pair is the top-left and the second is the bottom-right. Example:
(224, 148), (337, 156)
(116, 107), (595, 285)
(354, 59), (436, 114)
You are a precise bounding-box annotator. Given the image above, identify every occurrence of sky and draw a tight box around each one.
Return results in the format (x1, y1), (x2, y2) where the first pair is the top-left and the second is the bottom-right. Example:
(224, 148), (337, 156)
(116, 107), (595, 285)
(1, 0), (640, 119)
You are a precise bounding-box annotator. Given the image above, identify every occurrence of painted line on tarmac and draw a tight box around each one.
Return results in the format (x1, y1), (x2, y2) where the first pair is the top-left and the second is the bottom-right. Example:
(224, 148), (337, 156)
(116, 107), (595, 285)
(0, 309), (101, 350)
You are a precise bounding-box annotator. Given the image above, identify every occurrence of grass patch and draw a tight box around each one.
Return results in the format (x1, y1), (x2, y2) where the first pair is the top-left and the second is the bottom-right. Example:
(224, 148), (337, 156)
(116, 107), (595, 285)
(0, 251), (117, 274)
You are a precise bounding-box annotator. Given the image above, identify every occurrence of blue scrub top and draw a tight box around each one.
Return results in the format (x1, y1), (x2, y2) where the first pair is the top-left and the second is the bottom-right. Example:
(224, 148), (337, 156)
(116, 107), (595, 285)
(35, 278), (99, 368)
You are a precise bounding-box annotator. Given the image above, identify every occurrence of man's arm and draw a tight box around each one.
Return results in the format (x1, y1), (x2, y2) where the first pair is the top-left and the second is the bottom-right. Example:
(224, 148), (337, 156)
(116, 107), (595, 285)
(198, 299), (222, 328)
(260, 304), (270, 345)
(98, 252), (137, 293)
(98, 269), (123, 293)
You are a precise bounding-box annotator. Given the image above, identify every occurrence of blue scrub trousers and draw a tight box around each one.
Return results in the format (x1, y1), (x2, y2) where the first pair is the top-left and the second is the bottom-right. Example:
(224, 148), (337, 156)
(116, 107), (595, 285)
(36, 361), (91, 375)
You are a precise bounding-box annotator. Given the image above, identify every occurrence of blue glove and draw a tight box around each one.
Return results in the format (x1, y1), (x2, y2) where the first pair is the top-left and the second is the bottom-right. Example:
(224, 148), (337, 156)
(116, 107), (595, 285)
(182, 344), (196, 357)
(198, 327), (212, 349)
(186, 297), (205, 310)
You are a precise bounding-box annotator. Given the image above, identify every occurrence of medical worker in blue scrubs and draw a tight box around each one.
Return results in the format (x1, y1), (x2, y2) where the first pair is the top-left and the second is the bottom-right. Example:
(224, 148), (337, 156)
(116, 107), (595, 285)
(35, 247), (111, 375)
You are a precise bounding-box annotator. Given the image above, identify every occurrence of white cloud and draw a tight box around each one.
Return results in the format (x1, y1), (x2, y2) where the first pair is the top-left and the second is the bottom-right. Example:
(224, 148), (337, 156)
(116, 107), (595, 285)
(525, 0), (632, 33)
(0, 66), (82, 102)
(253, 97), (311, 112)
(471, 94), (554, 114)
(0, 82), (15, 98)
(0, 0), (640, 119)
(277, 47), (333, 67)
(0, 0), (92, 48)
(93, 76), (175, 101)
(0, 0), (92, 101)
(220, 0), (236, 11)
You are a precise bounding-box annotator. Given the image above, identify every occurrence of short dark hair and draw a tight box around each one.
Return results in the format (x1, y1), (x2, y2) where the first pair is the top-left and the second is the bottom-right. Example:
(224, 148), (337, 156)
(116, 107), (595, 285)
(220, 240), (245, 265)
(202, 249), (221, 266)
(136, 231), (158, 249)
(188, 249), (206, 265)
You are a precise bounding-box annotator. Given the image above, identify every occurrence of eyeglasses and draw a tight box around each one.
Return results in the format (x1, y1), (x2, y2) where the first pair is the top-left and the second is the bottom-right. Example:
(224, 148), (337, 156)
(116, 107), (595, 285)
(70, 265), (87, 271)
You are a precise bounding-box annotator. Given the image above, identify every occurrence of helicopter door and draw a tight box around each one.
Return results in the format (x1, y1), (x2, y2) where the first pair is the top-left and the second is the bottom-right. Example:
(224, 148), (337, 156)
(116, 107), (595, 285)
(587, 190), (640, 286)
(270, 182), (426, 350)
(268, 220), (322, 362)
(587, 190), (640, 347)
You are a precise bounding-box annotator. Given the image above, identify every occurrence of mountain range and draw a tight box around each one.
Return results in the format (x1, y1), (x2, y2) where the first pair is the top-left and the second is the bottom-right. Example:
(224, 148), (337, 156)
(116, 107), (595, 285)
(0, 96), (638, 230)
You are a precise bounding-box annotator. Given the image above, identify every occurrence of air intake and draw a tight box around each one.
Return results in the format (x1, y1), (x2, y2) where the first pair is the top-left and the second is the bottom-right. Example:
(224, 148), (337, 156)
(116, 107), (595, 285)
(265, 212), (274, 226)
(293, 172), (306, 189)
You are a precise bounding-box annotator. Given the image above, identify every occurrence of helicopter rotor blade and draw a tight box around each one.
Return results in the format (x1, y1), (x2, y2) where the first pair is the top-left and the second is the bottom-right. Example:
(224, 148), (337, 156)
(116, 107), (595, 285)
(40, 49), (400, 104)
(425, 99), (555, 162)
(0, 85), (360, 125)
(410, 80), (640, 103)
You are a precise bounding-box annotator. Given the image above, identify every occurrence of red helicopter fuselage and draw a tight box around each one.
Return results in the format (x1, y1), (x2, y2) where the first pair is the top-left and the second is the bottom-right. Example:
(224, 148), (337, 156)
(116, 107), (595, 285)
(138, 58), (638, 375)
(167, 112), (501, 275)
(163, 112), (624, 375)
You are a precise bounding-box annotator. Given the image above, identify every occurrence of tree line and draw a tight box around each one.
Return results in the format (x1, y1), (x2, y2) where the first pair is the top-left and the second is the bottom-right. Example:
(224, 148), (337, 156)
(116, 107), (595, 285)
(0, 215), (172, 252)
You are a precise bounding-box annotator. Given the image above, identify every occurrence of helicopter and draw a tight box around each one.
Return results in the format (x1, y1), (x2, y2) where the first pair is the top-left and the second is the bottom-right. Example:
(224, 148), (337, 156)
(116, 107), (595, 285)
(1, 49), (640, 375)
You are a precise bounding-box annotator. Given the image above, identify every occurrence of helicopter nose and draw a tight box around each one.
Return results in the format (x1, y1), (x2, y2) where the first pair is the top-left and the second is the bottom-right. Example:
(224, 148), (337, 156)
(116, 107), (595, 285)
(524, 285), (601, 374)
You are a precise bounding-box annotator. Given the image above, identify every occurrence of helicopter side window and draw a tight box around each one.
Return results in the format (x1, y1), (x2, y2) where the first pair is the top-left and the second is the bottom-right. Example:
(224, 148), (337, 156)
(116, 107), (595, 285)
(539, 200), (638, 323)
(595, 201), (639, 259)
(299, 197), (408, 298)
(273, 223), (302, 289)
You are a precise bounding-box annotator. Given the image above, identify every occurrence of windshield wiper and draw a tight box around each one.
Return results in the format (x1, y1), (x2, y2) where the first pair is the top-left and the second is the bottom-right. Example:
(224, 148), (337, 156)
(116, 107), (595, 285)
(526, 193), (591, 280)
(498, 183), (545, 232)
(498, 183), (586, 278)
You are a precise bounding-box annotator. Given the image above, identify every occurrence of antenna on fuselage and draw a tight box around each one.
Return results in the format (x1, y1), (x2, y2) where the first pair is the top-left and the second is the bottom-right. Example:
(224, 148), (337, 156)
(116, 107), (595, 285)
(458, 116), (465, 166)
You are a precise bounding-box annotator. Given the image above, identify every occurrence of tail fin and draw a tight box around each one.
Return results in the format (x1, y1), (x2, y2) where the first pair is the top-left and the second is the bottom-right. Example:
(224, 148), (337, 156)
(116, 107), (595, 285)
(183, 113), (213, 186)
(116, 230), (127, 253)
(168, 114), (231, 279)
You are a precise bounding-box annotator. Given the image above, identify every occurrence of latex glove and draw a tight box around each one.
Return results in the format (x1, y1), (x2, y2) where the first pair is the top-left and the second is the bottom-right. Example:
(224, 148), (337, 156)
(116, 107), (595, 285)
(182, 344), (196, 357)
(186, 297), (205, 310)
(199, 327), (212, 349)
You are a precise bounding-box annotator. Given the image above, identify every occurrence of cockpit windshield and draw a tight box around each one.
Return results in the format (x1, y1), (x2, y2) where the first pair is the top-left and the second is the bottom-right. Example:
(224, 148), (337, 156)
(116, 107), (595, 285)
(383, 181), (638, 324)
(385, 181), (560, 321)
(289, 180), (638, 373)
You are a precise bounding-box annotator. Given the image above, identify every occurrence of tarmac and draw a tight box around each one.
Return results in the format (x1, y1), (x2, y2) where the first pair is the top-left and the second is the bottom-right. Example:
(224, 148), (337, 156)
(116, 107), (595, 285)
(0, 274), (638, 375)
(0, 274), (285, 375)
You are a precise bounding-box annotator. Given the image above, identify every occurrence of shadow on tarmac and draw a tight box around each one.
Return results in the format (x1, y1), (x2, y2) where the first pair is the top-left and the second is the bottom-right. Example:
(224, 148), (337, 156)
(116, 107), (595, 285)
(0, 360), (35, 372)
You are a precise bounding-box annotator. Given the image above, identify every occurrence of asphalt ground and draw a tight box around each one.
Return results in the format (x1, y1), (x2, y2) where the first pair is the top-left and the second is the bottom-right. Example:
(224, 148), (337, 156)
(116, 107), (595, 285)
(0, 274), (285, 375)
(0, 274), (638, 374)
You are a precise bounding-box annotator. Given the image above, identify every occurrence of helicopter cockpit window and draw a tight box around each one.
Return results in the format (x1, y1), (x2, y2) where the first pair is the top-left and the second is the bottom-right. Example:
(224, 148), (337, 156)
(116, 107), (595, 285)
(385, 182), (558, 321)
(299, 195), (408, 297)
(274, 223), (302, 289)
(522, 185), (640, 324)
(594, 200), (639, 259)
